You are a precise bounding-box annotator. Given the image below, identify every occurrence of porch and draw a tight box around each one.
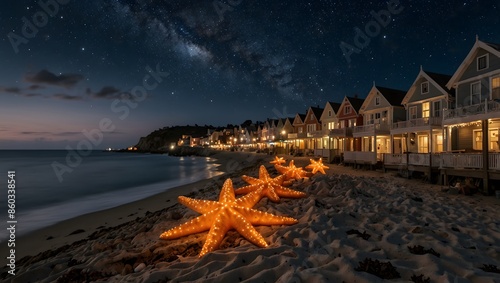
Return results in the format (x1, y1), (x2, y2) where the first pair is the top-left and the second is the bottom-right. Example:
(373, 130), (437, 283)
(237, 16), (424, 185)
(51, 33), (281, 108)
(443, 100), (500, 125)
(391, 117), (443, 135)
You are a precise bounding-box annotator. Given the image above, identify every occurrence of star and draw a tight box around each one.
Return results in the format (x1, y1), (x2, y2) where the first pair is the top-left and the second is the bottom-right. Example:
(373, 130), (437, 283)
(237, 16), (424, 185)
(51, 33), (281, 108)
(160, 178), (298, 257)
(275, 160), (311, 183)
(235, 165), (306, 202)
(270, 156), (286, 165)
(306, 158), (329, 175)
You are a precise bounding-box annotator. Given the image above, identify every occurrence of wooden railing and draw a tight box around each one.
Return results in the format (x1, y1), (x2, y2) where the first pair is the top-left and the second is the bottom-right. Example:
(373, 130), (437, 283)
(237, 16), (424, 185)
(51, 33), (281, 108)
(353, 123), (390, 133)
(330, 128), (353, 136)
(287, 133), (307, 139)
(392, 117), (442, 130)
(440, 153), (483, 169)
(443, 100), (500, 120)
(489, 153), (500, 170)
(383, 154), (405, 165)
(344, 151), (377, 164)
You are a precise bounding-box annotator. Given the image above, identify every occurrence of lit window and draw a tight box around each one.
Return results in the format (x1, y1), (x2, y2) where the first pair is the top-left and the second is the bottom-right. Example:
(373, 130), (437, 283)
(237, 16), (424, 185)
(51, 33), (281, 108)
(421, 82), (429, 94)
(492, 77), (500, 100)
(477, 54), (489, 71)
(422, 102), (430, 118)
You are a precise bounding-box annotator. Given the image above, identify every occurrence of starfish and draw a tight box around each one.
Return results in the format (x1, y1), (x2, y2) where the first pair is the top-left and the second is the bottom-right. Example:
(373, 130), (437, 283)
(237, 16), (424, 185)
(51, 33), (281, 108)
(270, 156), (286, 165)
(306, 158), (330, 175)
(275, 160), (310, 182)
(160, 178), (298, 257)
(235, 165), (307, 202)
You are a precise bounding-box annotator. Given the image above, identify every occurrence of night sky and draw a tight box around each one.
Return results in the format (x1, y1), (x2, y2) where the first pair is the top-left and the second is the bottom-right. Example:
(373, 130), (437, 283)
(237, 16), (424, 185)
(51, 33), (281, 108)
(0, 1), (498, 149)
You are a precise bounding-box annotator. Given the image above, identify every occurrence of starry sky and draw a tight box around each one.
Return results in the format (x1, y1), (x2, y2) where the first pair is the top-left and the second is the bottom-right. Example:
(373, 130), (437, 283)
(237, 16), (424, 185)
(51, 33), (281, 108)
(0, 0), (498, 149)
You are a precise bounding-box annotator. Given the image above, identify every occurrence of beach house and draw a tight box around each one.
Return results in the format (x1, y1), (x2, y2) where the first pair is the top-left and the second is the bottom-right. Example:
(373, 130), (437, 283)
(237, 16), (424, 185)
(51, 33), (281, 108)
(440, 37), (500, 192)
(287, 113), (307, 154)
(385, 68), (453, 177)
(318, 101), (342, 162)
(303, 106), (324, 154)
(332, 96), (364, 162)
(349, 84), (406, 166)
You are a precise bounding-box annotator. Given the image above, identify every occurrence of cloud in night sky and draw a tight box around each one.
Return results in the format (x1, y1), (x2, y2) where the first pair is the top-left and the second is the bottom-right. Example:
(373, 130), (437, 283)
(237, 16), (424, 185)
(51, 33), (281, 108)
(24, 70), (84, 89)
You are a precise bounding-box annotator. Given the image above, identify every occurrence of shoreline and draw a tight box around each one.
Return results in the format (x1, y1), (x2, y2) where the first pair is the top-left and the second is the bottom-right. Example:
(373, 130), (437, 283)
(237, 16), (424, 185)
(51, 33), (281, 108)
(2, 151), (269, 259)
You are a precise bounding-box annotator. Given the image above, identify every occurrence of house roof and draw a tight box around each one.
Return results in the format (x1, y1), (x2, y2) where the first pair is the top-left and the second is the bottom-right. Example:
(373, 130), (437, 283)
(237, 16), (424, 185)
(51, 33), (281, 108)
(401, 69), (454, 105)
(485, 41), (500, 51)
(426, 71), (453, 93)
(327, 101), (341, 113)
(447, 38), (500, 89)
(310, 106), (324, 120)
(375, 85), (406, 106)
(346, 96), (365, 112)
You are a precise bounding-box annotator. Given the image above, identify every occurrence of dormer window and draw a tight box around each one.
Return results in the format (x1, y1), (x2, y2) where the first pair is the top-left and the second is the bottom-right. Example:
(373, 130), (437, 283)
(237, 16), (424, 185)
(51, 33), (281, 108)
(421, 82), (429, 94)
(477, 54), (489, 71)
(344, 105), (351, 114)
(375, 96), (380, 105)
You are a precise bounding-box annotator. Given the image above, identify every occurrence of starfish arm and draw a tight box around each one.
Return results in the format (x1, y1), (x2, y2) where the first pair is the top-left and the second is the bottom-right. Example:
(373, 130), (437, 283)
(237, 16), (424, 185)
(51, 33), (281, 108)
(230, 209), (268, 248)
(258, 165), (271, 180)
(160, 211), (218, 240)
(273, 174), (285, 186)
(241, 175), (261, 185)
(219, 179), (236, 204)
(234, 184), (260, 195)
(199, 210), (232, 257)
(235, 187), (263, 207)
(233, 207), (298, 226)
(264, 186), (281, 202)
(274, 164), (288, 175)
(274, 186), (307, 199)
(178, 196), (220, 214)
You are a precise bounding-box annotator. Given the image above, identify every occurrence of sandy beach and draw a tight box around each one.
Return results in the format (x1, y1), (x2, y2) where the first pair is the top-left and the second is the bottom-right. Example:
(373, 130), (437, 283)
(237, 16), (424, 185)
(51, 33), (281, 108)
(2, 152), (500, 282)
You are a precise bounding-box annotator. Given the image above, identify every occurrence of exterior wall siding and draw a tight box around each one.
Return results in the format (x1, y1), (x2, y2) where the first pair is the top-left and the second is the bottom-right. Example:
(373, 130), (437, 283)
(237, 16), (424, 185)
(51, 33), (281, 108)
(461, 49), (500, 81)
(408, 77), (444, 103)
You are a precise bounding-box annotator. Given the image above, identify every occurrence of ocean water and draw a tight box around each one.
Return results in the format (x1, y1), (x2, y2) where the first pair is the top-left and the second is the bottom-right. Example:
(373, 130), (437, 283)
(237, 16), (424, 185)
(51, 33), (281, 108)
(0, 150), (221, 240)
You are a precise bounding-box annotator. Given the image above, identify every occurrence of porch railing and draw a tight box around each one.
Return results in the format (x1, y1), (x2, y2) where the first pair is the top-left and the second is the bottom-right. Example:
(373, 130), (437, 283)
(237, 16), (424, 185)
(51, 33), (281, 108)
(489, 153), (500, 170)
(330, 128), (353, 136)
(440, 153), (483, 169)
(392, 117), (442, 130)
(353, 123), (390, 133)
(344, 151), (377, 164)
(443, 100), (500, 120)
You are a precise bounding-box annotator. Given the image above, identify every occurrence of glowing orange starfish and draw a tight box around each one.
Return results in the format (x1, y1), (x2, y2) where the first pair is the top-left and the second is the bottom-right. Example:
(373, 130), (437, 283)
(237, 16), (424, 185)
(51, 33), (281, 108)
(270, 156), (286, 165)
(306, 158), (329, 174)
(160, 179), (298, 257)
(275, 160), (310, 182)
(235, 165), (306, 202)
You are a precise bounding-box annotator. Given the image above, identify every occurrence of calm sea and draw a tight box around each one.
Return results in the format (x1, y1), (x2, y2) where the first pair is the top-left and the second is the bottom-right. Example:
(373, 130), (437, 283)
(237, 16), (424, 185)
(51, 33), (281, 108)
(0, 150), (221, 240)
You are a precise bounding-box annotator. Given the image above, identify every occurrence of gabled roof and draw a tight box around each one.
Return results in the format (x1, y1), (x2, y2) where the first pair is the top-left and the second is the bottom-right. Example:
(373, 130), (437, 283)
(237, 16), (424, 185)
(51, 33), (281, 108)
(447, 38), (500, 89)
(293, 113), (306, 125)
(375, 85), (406, 106)
(329, 102), (341, 113)
(402, 69), (454, 105)
(346, 96), (365, 113)
(309, 106), (324, 120)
